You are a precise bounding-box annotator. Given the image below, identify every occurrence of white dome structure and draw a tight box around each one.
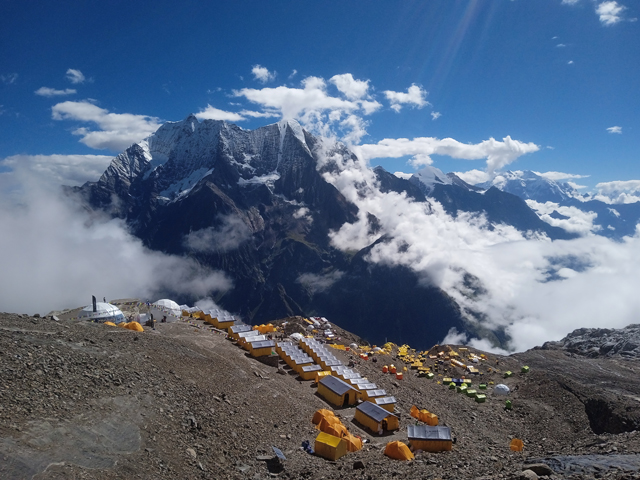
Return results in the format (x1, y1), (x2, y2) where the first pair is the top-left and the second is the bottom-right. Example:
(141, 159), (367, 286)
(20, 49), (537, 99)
(150, 299), (182, 323)
(78, 302), (125, 324)
(494, 384), (510, 396)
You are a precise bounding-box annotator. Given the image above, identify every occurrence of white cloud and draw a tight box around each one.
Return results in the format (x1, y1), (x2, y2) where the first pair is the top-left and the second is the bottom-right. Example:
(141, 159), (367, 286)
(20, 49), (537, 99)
(0, 154), (113, 201)
(607, 125), (622, 134)
(596, 1), (625, 25)
(454, 169), (492, 185)
(235, 77), (358, 120)
(66, 68), (86, 84)
(233, 74), (382, 143)
(431, 111), (441, 120)
(0, 165), (231, 316)
(339, 114), (369, 145)
(597, 180), (640, 194)
(595, 180), (640, 203)
(51, 100), (162, 151)
(1, 73), (18, 85)
(297, 270), (344, 294)
(195, 105), (245, 122)
(526, 200), (599, 235)
(35, 87), (77, 97)
(355, 136), (539, 173)
(556, 43), (567, 47)
(567, 181), (588, 190)
(293, 207), (313, 223)
(329, 74), (370, 100)
(289, 69), (298, 79)
(238, 109), (280, 119)
(384, 84), (429, 112)
(533, 171), (589, 181)
(252, 65), (276, 83)
(568, 60), (574, 64)
(562, 0), (580, 4)
(183, 215), (252, 253)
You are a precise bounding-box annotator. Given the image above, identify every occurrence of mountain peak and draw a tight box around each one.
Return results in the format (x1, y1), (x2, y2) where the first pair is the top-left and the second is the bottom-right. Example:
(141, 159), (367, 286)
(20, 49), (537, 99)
(479, 170), (577, 203)
(409, 165), (452, 194)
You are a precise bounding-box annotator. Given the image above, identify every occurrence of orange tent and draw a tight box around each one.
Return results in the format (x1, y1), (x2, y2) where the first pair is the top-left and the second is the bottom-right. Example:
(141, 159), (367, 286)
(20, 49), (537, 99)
(410, 405), (420, 419)
(324, 423), (349, 438)
(312, 409), (336, 425)
(384, 441), (414, 461)
(126, 321), (144, 332)
(510, 439), (524, 452)
(316, 415), (343, 431)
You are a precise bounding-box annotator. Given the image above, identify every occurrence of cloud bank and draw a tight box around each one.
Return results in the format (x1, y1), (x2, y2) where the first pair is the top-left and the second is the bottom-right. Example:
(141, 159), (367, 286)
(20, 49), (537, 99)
(314, 136), (640, 352)
(0, 161), (231, 316)
(183, 215), (252, 253)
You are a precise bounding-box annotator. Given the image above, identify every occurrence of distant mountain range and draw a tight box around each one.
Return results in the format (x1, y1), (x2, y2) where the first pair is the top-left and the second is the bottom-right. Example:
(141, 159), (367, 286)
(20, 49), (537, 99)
(473, 170), (640, 239)
(66, 116), (639, 349)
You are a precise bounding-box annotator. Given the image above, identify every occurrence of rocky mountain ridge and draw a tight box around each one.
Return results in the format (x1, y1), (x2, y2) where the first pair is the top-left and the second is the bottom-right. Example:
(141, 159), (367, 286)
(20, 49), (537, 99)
(540, 324), (640, 359)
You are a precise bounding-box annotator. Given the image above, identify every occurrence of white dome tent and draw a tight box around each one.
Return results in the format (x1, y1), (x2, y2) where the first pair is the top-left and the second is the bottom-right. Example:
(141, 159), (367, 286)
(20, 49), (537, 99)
(150, 299), (182, 323)
(494, 384), (511, 396)
(78, 302), (125, 324)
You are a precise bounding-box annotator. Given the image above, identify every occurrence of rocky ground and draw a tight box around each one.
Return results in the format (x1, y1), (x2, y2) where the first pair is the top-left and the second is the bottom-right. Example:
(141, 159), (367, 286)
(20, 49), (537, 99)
(2, 304), (640, 479)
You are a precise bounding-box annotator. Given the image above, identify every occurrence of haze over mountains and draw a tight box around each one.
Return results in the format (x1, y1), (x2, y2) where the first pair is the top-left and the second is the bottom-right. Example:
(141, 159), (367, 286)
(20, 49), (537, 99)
(65, 116), (640, 352)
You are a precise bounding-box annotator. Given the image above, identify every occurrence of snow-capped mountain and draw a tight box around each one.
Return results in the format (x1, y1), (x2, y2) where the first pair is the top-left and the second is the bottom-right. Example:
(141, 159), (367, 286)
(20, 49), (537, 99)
(406, 167), (576, 240)
(477, 170), (579, 203)
(475, 170), (640, 239)
(70, 115), (474, 349)
(408, 165), (453, 193)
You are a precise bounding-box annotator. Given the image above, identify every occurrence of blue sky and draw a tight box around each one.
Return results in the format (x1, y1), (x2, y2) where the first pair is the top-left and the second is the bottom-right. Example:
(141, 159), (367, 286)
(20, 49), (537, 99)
(1, 0), (638, 194)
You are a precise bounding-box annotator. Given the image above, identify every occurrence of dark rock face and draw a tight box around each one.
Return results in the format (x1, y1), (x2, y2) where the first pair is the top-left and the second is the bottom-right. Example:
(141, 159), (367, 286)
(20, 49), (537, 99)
(529, 324), (640, 434)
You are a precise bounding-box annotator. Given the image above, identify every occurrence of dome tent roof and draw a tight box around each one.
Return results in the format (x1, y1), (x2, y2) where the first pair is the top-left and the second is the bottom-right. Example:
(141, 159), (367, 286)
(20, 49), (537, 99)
(151, 299), (181, 316)
(78, 302), (125, 324)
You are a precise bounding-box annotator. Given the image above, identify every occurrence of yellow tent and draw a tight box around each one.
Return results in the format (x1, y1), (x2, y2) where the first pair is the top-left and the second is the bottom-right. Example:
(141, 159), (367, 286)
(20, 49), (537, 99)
(118, 322), (129, 328)
(315, 432), (347, 460)
(384, 441), (414, 461)
(126, 321), (144, 332)
(104, 321), (117, 327)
